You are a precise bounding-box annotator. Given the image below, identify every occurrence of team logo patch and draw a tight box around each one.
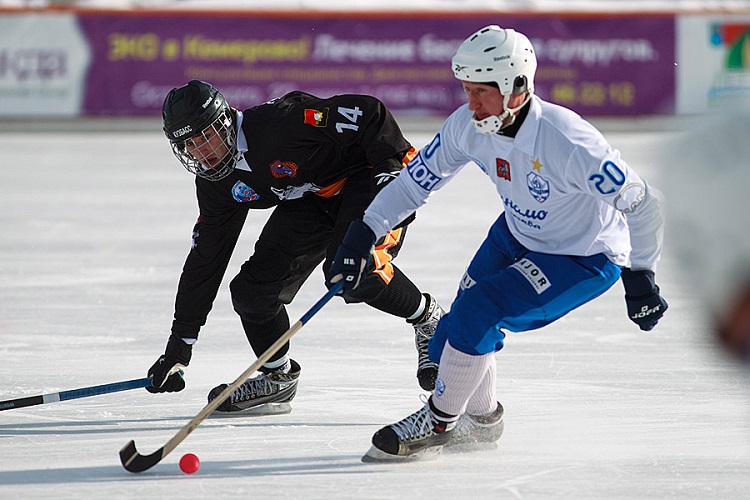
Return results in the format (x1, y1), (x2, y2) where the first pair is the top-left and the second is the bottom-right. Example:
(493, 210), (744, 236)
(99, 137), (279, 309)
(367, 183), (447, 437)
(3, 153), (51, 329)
(303, 108), (328, 127)
(510, 257), (551, 294)
(232, 180), (260, 202)
(613, 183), (646, 214)
(526, 171), (550, 203)
(434, 377), (446, 397)
(269, 160), (298, 178)
(496, 158), (511, 181)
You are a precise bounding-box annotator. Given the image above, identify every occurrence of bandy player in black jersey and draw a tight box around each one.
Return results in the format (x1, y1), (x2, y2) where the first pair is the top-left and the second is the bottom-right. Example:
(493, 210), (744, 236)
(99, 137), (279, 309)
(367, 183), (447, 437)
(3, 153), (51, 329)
(145, 80), (444, 415)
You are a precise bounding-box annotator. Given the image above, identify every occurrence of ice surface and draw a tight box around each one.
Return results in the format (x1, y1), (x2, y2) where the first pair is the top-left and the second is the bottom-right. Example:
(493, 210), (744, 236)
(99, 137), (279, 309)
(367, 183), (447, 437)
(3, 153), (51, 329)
(0, 121), (748, 499)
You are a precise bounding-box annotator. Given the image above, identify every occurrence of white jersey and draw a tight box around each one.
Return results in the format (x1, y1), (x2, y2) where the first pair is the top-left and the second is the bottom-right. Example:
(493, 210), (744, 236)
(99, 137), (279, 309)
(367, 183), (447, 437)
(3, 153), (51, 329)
(363, 95), (664, 270)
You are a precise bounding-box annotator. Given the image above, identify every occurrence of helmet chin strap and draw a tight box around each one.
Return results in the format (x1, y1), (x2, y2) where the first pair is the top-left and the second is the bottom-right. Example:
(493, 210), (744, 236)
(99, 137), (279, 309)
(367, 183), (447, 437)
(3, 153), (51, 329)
(471, 92), (532, 135)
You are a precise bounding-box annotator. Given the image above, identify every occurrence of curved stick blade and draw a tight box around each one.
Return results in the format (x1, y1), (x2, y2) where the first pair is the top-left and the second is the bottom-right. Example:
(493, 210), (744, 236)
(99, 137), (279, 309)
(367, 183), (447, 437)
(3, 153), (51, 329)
(119, 440), (165, 473)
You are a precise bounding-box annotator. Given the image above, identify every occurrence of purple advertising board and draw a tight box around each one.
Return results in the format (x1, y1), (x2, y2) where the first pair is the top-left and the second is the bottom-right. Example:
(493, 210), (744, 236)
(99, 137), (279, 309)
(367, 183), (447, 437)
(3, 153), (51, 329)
(76, 12), (675, 117)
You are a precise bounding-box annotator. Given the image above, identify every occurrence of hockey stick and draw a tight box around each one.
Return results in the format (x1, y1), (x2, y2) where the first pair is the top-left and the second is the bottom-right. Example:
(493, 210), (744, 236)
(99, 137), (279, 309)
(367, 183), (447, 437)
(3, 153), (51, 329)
(0, 377), (152, 412)
(119, 281), (343, 473)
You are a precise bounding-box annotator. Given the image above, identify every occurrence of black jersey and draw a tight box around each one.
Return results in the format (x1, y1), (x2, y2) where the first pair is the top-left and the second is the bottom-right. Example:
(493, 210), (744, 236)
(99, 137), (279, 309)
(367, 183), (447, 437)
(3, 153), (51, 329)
(195, 91), (411, 211)
(171, 92), (413, 340)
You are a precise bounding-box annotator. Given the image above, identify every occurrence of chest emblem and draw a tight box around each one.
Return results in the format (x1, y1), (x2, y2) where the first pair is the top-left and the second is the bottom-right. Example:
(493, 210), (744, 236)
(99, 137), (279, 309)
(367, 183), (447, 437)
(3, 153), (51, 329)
(232, 180), (260, 202)
(526, 171), (550, 203)
(270, 160), (298, 178)
(496, 158), (511, 181)
(304, 108), (328, 127)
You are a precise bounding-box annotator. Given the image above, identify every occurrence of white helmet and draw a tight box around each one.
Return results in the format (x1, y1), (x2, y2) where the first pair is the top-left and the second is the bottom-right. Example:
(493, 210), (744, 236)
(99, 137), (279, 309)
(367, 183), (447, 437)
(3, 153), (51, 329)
(452, 26), (537, 134)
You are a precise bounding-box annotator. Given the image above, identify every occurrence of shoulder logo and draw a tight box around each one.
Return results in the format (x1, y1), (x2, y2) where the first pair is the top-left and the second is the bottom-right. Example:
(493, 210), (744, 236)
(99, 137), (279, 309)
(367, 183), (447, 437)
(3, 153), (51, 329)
(303, 108), (328, 127)
(269, 160), (298, 178)
(232, 180), (260, 202)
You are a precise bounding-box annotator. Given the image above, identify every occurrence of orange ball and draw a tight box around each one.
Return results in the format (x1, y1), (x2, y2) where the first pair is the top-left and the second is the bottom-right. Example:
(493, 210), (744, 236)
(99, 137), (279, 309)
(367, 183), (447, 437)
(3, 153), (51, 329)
(179, 453), (200, 474)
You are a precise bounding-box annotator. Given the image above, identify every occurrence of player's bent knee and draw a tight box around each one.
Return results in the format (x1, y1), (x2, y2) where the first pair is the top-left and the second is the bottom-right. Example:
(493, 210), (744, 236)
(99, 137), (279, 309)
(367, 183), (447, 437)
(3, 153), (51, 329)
(230, 275), (283, 320)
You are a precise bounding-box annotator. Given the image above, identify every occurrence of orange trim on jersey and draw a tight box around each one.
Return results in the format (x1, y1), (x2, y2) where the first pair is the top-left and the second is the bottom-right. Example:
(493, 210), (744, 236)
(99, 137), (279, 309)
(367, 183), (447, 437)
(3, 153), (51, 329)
(316, 148), (415, 199)
(371, 227), (403, 284)
(315, 178), (347, 198)
(401, 147), (418, 168)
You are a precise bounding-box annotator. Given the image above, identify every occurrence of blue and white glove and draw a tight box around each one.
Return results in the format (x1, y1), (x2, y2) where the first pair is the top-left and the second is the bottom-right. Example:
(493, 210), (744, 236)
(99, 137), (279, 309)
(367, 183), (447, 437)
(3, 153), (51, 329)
(326, 220), (376, 293)
(621, 268), (668, 331)
(146, 334), (192, 393)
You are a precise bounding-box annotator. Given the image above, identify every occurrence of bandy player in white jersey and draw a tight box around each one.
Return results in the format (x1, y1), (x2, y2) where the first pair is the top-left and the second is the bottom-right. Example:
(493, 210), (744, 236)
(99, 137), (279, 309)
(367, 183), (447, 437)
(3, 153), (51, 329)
(326, 25), (668, 461)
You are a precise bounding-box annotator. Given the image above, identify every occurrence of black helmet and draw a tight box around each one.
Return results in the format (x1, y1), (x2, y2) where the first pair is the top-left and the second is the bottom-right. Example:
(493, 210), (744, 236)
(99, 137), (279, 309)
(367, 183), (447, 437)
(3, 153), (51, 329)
(162, 80), (240, 181)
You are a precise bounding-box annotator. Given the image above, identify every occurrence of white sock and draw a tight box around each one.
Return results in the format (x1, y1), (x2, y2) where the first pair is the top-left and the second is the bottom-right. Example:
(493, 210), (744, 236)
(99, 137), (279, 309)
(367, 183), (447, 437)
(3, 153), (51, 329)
(407, 294), (427, 322)
(432, 341), (494, 416)
(263, 355), (290, 372)
(465, 355), (497, 416)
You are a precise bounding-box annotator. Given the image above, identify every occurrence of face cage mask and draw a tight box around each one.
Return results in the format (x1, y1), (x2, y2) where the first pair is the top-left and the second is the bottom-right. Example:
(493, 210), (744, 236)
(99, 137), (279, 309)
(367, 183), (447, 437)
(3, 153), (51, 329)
(170, 109), (241, 181)
(471, 91), (533, 135)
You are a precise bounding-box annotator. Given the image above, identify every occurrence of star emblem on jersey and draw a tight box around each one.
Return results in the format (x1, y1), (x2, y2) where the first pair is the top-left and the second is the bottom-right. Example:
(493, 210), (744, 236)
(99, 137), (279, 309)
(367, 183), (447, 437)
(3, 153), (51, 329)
(303, 108), (328, 127)
(531, 157), (543, 172)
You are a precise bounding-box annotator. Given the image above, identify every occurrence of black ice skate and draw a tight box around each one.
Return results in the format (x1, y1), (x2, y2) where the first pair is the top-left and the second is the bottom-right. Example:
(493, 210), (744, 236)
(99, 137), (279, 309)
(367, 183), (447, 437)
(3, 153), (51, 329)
(444, 402), (504, 451)
(208, 359), (301, 416)
(362, 396), (458, 462)
(412, 294), (444, 391)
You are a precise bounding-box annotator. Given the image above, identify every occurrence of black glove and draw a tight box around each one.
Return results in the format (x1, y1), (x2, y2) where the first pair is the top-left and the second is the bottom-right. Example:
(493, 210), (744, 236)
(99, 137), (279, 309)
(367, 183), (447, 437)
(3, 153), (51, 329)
(146, 334), (193, 393)
(326, 219), (377, 293)
(621, 268), (668, 331)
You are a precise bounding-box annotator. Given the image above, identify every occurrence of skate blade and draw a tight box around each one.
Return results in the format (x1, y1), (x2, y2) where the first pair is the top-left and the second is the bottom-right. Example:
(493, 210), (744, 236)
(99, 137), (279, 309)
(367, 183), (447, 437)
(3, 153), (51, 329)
(361, 444), (443, 463)
(443, 441), (499, 454)
(210, 402), (292, 417)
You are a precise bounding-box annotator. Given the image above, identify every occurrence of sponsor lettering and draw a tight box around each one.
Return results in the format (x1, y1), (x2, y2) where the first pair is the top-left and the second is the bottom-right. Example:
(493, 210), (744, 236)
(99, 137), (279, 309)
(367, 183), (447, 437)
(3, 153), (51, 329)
(533, 38), (658, 67)
(182, 35), (310, 63)
(407, 154), (441, 191)
(172, 125), (193, 138)
(503, 198), (548, 221)
(0, 48), (67, 82)
(459, 271), (476, 290)
(510, 258), (551, 294)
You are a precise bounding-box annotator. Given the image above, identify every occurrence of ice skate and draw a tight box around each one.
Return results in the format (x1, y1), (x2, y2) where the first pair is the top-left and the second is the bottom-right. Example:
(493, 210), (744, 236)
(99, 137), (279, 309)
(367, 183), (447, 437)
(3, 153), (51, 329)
(362, 396), (457, 462)
(208, 359), (300, 416)
(444, 402), (504, 452)
(412, 294), (444, 391)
